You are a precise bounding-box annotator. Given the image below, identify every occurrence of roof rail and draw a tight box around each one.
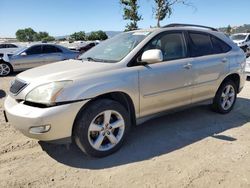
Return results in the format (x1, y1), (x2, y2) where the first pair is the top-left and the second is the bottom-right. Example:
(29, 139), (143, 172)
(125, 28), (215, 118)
(163, 23), (218, 31)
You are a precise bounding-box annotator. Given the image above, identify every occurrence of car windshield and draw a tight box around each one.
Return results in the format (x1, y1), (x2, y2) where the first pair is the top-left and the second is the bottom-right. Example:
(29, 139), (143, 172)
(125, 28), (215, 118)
(79, 31), (151, 63)
(231, 34), (247, 40)
(13, 47), (27, 55)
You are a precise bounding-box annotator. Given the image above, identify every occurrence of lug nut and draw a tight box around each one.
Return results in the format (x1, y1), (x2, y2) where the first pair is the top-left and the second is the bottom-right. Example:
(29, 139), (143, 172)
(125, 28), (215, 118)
(107, 131), (110, 135)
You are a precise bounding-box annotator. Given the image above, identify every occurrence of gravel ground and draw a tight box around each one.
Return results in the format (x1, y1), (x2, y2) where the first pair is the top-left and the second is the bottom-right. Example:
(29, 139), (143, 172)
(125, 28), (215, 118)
(0, 75), (250, 188)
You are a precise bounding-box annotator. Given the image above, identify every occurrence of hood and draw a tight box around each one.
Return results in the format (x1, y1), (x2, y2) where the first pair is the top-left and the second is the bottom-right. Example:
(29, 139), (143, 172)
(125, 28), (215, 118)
(17, 59), (116, 82)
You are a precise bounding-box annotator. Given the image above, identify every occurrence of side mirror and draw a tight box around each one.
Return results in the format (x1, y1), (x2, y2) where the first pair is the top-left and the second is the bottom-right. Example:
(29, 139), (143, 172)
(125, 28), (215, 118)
(20, 52), (27, 56)
(141, 49), (163, 64)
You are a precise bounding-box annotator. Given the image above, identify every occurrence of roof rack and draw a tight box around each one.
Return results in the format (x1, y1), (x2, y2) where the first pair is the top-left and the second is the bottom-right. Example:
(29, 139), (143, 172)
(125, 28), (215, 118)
(163, 23), (218, 31)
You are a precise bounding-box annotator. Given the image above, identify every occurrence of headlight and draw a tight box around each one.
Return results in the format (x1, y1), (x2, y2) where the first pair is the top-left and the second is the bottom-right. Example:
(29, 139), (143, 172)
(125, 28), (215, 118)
(25, 81), (72, 105)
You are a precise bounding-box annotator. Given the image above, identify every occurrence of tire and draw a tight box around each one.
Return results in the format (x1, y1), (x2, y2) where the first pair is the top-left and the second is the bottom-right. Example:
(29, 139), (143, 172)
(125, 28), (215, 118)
(0, 62), (13, 76)
(73, 99), (131, 157)
(212, 80), (237, 114)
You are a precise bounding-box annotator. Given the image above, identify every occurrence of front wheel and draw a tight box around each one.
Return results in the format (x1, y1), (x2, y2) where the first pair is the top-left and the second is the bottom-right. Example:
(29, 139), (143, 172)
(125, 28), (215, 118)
(0, 62), (12, 76)
(212, 80), (237, 114)
(73, 99), (131, 157)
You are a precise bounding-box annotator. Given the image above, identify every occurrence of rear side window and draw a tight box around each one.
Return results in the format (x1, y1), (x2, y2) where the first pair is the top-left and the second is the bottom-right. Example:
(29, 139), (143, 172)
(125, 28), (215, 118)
(26, 46), (43, 55)
(211, 36), (231, 54)
(42, 45), (62, 53)
(189, 32), (213, 57)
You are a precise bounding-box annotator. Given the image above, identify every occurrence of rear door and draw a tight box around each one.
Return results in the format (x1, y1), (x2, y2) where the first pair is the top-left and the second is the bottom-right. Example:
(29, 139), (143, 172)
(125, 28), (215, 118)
(187, 31), (231, 103)
(42, 45), (64, 64)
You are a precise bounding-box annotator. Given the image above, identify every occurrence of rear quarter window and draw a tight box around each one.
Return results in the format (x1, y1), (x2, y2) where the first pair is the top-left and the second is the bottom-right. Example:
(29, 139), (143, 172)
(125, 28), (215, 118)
(211, 36), (231, 54)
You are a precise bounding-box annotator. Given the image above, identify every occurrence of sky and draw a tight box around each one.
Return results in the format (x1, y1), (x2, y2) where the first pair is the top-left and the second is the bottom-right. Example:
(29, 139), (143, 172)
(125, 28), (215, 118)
(0, 0), (249, 37)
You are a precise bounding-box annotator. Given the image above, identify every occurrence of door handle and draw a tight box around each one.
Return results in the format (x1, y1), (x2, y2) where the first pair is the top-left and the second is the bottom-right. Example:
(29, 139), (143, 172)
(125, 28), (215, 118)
(183, 63), (192, 69)
(222, 58), (228, 63)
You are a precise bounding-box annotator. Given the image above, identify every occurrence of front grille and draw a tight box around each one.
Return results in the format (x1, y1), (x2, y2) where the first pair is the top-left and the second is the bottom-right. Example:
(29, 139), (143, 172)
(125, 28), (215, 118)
(10, 79), (28, 94)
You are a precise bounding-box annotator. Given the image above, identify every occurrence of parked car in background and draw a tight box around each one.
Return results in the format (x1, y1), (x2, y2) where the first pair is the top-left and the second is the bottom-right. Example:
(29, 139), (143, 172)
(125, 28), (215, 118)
(0, 43), (22, 59)
(4, 24), (246, 157)
(0, 43), (79, 76)
(78, 42), (99, 54)
(245, 57), (250, 78)
(231, 33), (250, 52)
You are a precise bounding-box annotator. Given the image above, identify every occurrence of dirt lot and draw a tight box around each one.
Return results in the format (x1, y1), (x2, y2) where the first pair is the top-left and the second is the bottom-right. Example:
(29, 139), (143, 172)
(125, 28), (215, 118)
(0, 75), (250, 188)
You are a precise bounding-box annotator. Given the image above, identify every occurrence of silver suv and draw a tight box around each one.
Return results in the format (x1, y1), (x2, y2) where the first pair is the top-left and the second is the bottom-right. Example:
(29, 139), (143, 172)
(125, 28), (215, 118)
(4, 24), (246, 157)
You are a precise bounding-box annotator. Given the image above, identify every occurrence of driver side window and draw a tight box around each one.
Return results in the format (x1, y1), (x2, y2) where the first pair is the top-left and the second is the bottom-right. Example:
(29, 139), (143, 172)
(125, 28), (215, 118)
(142, 32), (187, 61)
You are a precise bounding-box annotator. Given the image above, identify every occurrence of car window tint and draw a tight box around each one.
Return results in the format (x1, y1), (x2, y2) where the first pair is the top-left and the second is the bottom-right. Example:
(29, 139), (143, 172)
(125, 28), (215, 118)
(211, 36), (231, 54)
(0, 44), (4, 48)
(143, 32), (187, 61)
(189, 32), (213, 57)
(6, 44), (17, 48)
(42, 45), (62, 53)
(26, 46), (43, 55)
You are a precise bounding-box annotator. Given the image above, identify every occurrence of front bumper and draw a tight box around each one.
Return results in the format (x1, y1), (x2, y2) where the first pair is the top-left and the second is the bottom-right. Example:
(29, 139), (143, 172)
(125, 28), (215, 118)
(4, 95), (88, 142)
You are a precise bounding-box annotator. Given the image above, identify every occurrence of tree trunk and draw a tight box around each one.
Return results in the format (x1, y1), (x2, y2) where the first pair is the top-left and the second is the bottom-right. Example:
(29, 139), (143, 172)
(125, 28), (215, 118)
(157, 18), (160, 27)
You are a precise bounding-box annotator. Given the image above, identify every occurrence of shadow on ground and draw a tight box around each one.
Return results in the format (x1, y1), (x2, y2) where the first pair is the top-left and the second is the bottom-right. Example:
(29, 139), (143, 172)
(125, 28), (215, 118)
(39, 97), (250, 169)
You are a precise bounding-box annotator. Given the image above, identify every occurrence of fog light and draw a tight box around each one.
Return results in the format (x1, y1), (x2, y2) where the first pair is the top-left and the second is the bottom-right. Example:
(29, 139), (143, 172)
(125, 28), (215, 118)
(29, 125), (51, 134)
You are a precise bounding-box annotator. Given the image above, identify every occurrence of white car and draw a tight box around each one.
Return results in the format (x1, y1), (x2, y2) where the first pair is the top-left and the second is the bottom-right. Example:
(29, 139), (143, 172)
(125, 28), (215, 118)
(231, 33), (250, 52)
(0, 43), (22, 58)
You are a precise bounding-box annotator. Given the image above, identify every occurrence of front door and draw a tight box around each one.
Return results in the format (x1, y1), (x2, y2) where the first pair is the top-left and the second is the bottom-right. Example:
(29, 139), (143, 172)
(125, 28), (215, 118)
(138, 31), (193, 117)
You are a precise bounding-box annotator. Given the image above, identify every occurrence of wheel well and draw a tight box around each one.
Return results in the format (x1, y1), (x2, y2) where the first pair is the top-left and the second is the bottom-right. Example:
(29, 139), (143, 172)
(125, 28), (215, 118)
(78, 92), (136, 126)
(222, 73), (240, 93)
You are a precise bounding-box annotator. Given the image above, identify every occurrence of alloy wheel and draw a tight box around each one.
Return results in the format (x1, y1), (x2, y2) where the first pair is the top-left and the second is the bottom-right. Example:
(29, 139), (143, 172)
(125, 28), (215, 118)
(220, 85), (235, 110)
(87, 110), (125, 151)
(0, 63), (11, 76)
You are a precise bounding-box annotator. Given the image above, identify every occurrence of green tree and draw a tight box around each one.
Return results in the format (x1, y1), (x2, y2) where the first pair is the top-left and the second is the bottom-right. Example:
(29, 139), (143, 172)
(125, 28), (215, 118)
(41, 36), (55, 42)
(120, 0), (142, 31)
(16, 28), (37, 42)
(36, 32), (49, 41)
(16, 28), (55, 42)
(87, 31), (108, 41)
(153, 0), (192, 27)
(70, 31), (86, 41)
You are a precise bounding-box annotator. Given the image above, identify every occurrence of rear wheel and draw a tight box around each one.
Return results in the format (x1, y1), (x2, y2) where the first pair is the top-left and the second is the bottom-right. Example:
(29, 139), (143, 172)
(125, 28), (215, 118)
(0, 62), (12, 76)
(212, 80), (237, 114)
(73, 99), (131, 157)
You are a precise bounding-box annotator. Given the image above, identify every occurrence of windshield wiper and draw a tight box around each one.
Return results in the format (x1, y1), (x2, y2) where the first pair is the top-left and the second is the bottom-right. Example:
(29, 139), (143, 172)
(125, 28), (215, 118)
(86, 57), (97, 62)
(82, 57), (118, 63)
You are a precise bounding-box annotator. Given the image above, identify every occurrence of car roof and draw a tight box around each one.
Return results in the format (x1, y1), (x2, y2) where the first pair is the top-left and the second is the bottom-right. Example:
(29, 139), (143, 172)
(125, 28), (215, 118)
(130, 25), (221, 35)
